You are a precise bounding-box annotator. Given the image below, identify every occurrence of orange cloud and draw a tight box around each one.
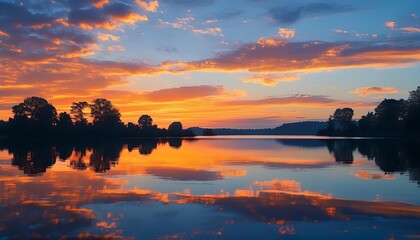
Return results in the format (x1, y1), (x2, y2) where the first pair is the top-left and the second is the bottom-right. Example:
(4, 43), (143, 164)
(242, 73), (300, 86)
(0, 30), (9, 37)
(142, 85), (226, 102)
(386, 21), (396, 28)
(68, 3), (148, 30)
(98, 33), (120, 41)
(353, 171), (395, 180)
(136, 0), (159, 12)
(223, 94), (377, 108)
(165, 39), (420, 74)
(278, 28), (295, 39)
(256, 38), (286, 47)
(350, 86), (399, 97)
(92, 0), (110, 8)
(400, 27), (420, 32)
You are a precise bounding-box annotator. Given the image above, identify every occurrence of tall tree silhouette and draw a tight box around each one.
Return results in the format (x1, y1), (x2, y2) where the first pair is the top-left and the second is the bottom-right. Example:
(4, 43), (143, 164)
(405, 87), (420, 135)
(374, 99), (405, 135)
(90, 98), (122, 127)
(70, 101), (89, 125)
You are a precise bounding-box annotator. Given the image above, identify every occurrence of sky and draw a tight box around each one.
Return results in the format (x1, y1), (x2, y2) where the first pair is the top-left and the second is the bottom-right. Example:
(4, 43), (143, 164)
(0, 0), (419, 128)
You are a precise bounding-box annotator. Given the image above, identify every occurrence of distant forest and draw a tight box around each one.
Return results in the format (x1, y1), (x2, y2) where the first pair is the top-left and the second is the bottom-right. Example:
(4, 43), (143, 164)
(318, 86), (420, 137)
(0, 97), (193, 138)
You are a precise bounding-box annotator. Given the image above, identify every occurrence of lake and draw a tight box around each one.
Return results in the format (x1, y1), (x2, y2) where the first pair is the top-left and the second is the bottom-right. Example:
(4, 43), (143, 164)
(0, 136), (419, 239)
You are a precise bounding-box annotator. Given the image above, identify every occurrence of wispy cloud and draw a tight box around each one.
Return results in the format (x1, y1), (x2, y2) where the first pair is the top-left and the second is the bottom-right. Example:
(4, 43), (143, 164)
(136, 0), (159, 12)
(142, 85), (226, 101)
(192, 27), (223, 36)
(350, 87), (399, 97)
(223, 94), (376, 108)
(269, 3), (357, 24)
(278, 28), (295, 39)
(242, 73), (300, 86)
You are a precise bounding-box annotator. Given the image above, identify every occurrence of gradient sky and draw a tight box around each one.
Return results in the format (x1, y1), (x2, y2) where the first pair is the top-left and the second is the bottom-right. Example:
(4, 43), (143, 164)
(0, 0), (419, 128)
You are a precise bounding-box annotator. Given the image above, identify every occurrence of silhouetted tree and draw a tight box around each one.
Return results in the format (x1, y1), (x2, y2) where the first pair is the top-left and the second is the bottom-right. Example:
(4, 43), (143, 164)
(405, 87), (420, 136)
(374, 99), (405, 135)
(138, 115), (153, 129)
(12, 97), (49, 120)
(36, 104), (58, 127)
(318, 108), (355, 136)
(90, 98), (122, 127)
(358, 112), (374, 136)
(70, 101), (89, 125)
(168, 121), (183, 137)
(11, 97), (57, 133)
(57, 112), (73, 132)
(332, 108), (355, 134)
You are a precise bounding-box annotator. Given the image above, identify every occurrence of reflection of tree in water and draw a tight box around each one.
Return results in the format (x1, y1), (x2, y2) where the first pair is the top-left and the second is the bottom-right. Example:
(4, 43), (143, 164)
(89, 142), (123, 173)
(55, 141), (73, 161)
(69, 142), (89, 171)
(0, 140), (57, 176)
(327, 140), (357, 164)
(358, 140), (420, 184)
(126, 138), (184, 155)
(168, 138), (182, 149)
(138, 139), (159, 155)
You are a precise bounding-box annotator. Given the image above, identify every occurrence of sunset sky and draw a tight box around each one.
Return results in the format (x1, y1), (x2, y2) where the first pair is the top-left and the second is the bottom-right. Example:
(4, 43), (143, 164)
(0, 0), (419, 128)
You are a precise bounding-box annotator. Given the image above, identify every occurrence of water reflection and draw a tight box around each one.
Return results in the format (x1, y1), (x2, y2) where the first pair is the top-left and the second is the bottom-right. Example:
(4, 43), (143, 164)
(2, 138), (418, 182)
(0, 137), (419, 239)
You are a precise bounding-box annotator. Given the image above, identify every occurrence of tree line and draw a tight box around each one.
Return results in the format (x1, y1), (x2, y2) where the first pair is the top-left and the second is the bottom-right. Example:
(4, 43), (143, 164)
(0, 97), (194, 137)
(318, 86), (420, 137)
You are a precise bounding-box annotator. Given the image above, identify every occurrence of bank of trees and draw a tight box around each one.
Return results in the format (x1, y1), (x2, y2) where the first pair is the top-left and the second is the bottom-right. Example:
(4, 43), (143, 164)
(0, 97), (194, 138)
(318, 86), (420, 137)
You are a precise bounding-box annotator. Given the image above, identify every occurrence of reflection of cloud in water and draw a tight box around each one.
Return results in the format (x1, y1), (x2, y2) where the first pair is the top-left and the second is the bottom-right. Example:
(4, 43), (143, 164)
(1, 164), (419, 239)
(144, 167), (223, 181)
(353, 171), (395, 180)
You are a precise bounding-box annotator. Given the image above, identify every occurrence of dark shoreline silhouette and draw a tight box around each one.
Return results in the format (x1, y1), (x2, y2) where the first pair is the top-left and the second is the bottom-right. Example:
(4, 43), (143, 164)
(0, 85), (419, 138)
(317, 86), (420, 138)
(0, 97), (194, 138)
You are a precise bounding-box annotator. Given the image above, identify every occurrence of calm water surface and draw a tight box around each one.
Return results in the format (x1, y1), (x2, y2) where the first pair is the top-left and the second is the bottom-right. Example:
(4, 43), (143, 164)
(0, 136), (419, 239)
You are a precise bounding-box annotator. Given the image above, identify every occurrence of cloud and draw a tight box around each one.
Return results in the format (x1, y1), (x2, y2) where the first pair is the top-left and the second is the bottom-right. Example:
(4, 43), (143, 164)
(269, 3), (356, 24)
(97, 33), (120, 41)
(223, 94), (376, 108)
(68, 3), (148, 30)
(385, 21), (420, 32)
(161, 0), (214, 7)
(158, 13), (194, 30)
(385, 21), (396, 29)
(353, 171), (395, 180)
(242, 73), (300, 86)
(107, 45), (125, 52)
(192, 27), (223, 36)
(400, 27), (420, 33)
(278, 28), (295, 39)
(164, 37), (420, 73)
(350, 86), (399, 97)
(256, 38), (286, 47)
(143, 85), (226, 102)
(61, 0), (110, 9)
(136, 0), (159, 12)
(144, 167), (223, 181)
